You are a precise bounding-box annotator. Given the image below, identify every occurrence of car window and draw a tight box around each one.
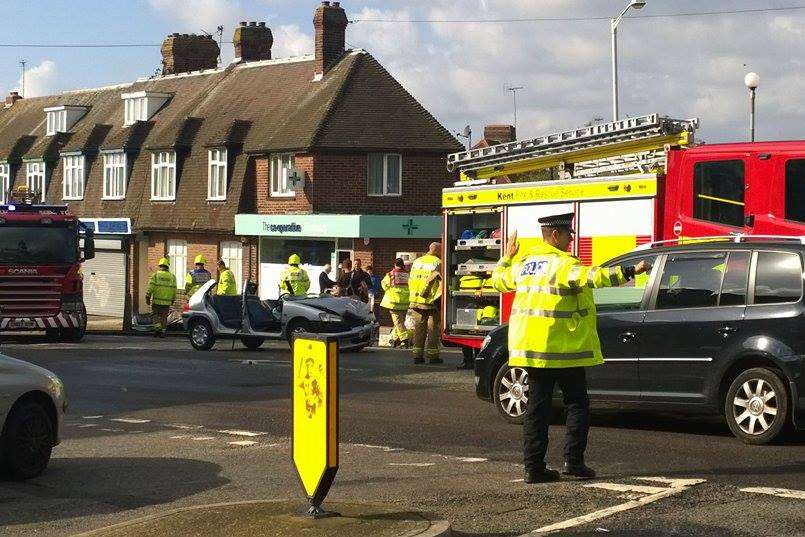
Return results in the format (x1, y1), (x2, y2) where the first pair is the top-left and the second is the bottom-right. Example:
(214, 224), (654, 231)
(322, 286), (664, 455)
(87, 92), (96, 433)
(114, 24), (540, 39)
(594, 254), (658, 311)
(693, 160), (745, 228)
(656, 253), (726, 309)
(719, 251), (750, 306)
(754, 251), (803, 304)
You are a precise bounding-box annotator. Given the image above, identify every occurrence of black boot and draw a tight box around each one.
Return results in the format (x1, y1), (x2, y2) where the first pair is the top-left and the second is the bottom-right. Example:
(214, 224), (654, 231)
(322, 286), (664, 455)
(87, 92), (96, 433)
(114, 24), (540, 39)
(562, 462), (596, 479)
(524, 468), (561, 484)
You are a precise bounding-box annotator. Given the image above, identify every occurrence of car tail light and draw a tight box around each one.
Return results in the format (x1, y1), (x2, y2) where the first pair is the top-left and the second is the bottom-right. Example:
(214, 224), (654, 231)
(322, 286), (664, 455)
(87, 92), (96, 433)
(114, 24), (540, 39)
(182, 303), (190, 312)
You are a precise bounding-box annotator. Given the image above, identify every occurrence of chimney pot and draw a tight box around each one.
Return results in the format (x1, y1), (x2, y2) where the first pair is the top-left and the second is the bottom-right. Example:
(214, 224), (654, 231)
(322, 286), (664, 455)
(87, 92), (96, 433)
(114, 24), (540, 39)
(483, 124), (517, 145)
(314, 0), (348, 77)
(161, 33), (220, 75)
(233, 21), (273, 62)
(240, 21), (247, 26)
(5, 90), (23, 107)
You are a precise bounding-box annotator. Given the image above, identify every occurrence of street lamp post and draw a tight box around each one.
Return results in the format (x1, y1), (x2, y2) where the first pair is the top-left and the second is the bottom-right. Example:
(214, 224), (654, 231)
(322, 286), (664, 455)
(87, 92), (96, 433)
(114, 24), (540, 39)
(744, 72), (760, 142)
(611, 0), (646, 121)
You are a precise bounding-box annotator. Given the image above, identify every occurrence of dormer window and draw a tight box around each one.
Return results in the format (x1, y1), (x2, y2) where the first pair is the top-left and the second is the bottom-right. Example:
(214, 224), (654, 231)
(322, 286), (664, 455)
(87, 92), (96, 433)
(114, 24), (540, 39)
(121, 91), (171, 126)
(44, 105), (88, 135)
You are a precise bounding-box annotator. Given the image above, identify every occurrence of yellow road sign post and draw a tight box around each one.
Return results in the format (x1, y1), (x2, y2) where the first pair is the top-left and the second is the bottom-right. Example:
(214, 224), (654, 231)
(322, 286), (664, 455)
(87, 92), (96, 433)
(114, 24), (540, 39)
(292, 333), (339, 518)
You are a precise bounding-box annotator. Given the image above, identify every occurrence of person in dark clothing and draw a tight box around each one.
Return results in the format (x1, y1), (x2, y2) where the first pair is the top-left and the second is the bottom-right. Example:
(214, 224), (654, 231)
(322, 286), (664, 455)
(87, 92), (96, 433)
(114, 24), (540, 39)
(319, 263), (336, 293)
(338, 260), (353, 295)
(350, 259), (372, 302)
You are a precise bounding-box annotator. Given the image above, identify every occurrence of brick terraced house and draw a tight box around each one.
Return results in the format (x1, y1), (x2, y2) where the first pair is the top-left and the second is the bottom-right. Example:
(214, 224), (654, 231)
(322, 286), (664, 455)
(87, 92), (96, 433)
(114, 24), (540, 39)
(0, 1), (461, 324)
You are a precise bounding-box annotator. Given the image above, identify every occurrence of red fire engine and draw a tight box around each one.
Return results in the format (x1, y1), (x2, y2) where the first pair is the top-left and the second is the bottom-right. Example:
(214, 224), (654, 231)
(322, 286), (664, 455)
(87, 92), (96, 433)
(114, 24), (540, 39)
(0, 187), (95, 340)
(441, 114), (805, 350)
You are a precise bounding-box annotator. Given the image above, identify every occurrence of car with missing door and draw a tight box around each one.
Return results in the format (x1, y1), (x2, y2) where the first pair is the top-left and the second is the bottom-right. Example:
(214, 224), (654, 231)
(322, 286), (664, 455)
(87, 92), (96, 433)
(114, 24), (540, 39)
(475, 237), (805, 444)
(1, 354), (66, 479)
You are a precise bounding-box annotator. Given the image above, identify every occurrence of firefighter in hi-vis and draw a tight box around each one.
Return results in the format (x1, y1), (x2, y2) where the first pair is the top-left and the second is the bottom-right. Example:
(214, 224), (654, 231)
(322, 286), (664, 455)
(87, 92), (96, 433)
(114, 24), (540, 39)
(279, 254), (311, 296)
(408, 242), (443, 364)
(491, 213), (649, 483)
(146, 257), (177, 337)
(380, 257), (411, 348)
(185, 255), (212, 297)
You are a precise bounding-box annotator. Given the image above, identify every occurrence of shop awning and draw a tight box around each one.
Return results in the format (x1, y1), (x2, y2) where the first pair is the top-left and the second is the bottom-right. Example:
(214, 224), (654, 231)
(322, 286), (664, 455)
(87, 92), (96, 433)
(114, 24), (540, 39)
(234, 214), (441, 239)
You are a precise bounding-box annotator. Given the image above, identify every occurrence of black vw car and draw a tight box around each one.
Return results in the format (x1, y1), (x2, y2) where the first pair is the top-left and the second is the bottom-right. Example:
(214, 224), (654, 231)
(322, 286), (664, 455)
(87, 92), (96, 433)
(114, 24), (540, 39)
(474, 238), (805, 444)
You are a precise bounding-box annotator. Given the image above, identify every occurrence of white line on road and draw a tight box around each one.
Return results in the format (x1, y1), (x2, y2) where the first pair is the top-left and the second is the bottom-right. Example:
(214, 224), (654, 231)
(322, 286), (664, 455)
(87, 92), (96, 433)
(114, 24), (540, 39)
(353, 443), (404, 452)
(523, 478), (706, 535)
(78, 424), (98, 428)
(82, 416), (103, 419)
(510, 478), (525, 483)
(191, 436), (215, 441)
(740, 487), (805, 500)
(110, 418), (152, 424)
(585, 483), (669, 495)
(167, 424), (204, 430)
(170, 435), (190, 439)
(100, 428), (124, 432)
(389, 463), (436, 467)
(218, 430), (267, 437)
(228, 440), (258, 447)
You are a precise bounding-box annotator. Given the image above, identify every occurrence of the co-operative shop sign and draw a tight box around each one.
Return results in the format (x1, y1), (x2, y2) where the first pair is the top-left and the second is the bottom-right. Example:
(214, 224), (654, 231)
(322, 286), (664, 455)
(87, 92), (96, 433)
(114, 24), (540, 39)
(262, 222), (302, 234)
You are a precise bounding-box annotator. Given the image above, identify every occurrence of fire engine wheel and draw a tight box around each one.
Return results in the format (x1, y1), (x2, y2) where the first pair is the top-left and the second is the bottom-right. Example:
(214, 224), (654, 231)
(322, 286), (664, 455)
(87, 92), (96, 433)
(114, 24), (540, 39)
(1, 401), (54, 480)
(188, 319), (215, 351)
(493, 364), (528, 424)
(240, 337), (264, 351)
(724, 367), (789, 445)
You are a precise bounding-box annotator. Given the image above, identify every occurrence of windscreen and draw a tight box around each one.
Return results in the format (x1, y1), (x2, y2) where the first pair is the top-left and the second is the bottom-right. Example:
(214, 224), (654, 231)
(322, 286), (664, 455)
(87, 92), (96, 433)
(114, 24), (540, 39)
(0, 225), (79, 264)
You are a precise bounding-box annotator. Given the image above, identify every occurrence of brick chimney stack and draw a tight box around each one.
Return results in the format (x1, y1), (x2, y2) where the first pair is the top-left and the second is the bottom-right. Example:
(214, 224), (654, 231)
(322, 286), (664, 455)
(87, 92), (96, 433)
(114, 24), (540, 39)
(314, 1), (349, 78)
(484, 124), (517, 145)
(161, 33), (220, 75)
(233, 21), (273, 62)
(4, 91), (23, 108)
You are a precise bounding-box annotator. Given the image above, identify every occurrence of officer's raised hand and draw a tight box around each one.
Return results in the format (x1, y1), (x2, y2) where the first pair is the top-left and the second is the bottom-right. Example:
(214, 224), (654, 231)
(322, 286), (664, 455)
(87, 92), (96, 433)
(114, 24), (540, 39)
(506, 231), (519, 258)
(634, 260), (651, 275)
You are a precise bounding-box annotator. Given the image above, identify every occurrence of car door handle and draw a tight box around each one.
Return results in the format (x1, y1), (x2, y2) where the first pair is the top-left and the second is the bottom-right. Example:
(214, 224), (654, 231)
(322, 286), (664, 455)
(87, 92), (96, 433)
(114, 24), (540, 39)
(620, 331), (636, 343)
(718, 326), (737, 338)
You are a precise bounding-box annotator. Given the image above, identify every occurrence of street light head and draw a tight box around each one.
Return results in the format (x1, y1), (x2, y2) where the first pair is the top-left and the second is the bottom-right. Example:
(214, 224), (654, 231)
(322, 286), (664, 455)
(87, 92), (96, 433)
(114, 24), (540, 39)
(744, 72), (760, 90)
(630, 0), (647, 9)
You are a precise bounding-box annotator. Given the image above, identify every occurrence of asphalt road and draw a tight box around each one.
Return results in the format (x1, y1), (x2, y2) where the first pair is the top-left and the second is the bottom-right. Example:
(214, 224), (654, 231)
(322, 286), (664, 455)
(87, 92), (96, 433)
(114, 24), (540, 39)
(0, 335), (803, 536)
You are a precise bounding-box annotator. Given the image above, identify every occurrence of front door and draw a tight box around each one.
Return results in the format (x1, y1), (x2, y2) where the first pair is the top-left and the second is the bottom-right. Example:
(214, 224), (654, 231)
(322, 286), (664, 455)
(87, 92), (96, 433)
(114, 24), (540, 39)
(588, 253), (659, 401)
(639, 250), (750, 404)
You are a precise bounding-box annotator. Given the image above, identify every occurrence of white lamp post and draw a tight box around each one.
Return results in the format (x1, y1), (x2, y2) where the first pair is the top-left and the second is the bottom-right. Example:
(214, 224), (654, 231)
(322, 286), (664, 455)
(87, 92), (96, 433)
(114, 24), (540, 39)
(744, 72), (760, 142)
(611, 0), (646, 121)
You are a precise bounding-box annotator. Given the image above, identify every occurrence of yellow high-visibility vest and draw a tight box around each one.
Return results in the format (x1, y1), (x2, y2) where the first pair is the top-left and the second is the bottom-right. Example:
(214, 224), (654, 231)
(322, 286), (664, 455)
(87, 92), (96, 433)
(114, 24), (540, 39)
(491, 241), (627, 369)
(380, 269), (410, 311)
(408, 254), (442, 309)
(147, 269), (177, 306)
(279, 266), (310, 296)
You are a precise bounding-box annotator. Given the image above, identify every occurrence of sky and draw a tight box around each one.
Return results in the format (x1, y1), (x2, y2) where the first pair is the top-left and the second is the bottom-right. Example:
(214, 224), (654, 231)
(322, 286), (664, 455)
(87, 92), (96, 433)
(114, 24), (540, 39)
(2, 0), (805, 146)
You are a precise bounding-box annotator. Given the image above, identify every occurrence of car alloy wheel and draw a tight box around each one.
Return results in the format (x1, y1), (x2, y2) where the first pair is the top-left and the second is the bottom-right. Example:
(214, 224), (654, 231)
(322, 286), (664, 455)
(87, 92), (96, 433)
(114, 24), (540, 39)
(188, 319), (215, 351)
(191, 323), (209, 347)
(499, 367), (529, 418)
(732, 378), (778, 435)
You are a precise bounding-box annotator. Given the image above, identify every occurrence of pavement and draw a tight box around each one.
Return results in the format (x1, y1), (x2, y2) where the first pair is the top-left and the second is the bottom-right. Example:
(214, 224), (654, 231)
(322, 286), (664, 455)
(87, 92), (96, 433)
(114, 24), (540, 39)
(0, 335), (803, 536)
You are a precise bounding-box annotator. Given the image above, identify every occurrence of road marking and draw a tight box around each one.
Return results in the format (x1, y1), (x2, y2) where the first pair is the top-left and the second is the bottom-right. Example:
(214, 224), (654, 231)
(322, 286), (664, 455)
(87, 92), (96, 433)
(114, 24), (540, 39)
(740, 487), (805, 500)
(228, 440), (258, 447)
(218, 430), (267, 437)
(170, 435), (190, 439)
(100, 428), (124, 432)
(234, 359), (290, 367)
(78, 424), (98, 428)
(585, 483), (669, 495)
(523, 477), (705, 535)
(456, 457), (488, 463)
(167, 424), (203, 430)
(510, 478), (525, 483)
(389, 463), (436, 467)
(191, 436), (215, 441)
(110, 418), (151, 424)
(82, 415), (103, 419)
(354, 443), (404, 452)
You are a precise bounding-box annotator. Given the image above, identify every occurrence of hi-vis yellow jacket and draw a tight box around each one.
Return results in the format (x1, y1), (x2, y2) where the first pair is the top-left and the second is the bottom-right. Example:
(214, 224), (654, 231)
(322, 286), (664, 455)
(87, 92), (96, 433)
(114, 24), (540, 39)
(279, 265), (310, 296)
(380, 268), (410, 311)
(491, 241), (628, 369)
(408, 254), (442, 309)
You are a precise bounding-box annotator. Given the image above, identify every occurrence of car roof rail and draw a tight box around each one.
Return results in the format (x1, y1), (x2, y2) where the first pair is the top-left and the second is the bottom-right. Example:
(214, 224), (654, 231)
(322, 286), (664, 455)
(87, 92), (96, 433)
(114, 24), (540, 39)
(635, 234), (805, 251)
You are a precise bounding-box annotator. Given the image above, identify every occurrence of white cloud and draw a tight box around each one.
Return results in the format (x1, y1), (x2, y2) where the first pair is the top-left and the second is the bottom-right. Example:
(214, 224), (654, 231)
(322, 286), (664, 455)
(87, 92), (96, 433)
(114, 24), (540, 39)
(148, 0), (245, 33)
(272, 25), (313, 58)
(14, 60), (58, 98)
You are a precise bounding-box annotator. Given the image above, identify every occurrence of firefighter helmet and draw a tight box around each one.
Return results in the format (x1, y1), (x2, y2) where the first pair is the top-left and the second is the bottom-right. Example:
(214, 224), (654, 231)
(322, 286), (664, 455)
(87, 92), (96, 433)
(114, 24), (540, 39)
(158, 257), (170, 268)
(194, 254), (207, 265)
(288, 253), (301, 265)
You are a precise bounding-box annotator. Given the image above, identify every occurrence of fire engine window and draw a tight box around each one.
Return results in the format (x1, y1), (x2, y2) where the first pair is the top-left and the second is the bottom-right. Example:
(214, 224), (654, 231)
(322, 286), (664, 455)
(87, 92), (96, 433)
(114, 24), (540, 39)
(656, 253), (727, 310)
(785, 159), (805, 223)
(693, 160), (745, 227)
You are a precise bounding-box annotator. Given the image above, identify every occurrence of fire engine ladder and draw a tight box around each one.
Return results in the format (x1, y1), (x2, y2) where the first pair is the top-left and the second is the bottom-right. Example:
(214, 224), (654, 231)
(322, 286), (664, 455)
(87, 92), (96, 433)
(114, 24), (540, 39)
(447, 113), (698, 182)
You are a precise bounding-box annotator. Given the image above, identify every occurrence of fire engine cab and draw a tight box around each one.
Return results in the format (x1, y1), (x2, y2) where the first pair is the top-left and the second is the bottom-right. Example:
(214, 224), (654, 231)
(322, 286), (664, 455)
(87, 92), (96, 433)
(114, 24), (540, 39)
(441, 113), (805, 350)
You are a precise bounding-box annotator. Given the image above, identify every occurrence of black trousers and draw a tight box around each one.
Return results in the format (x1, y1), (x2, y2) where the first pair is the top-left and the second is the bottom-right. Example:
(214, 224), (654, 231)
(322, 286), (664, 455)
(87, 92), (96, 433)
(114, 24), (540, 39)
(523, 366), (590, 472)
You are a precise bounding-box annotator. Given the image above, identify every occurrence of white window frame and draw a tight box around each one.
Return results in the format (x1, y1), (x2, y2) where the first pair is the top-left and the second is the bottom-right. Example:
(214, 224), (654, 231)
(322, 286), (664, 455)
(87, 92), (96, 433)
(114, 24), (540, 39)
(270, 153), (295, 198)
(220, 240), (243, 293)
(26, 161), (46, 202)
(46, 109), (67, 136)
(151, 151), (177, 201)
(367, 153), (402, 196)
(62, 154), (85, 200)
(0, 163), (9, 204)
(208, 148), (228, 201)
(103, 152), (127, 200)
(167, 239), (187, 290)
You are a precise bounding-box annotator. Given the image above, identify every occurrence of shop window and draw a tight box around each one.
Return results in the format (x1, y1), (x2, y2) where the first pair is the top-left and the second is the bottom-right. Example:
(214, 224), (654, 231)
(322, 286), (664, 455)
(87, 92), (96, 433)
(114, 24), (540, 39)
(220, 240), (243, 292)
(693, 160), (744, 227)
(260, 239), (334, 266)
(0, 163), (9, 204)
(270, 153), (295, 197)
(167, 239), (187, 289)
(754, 251), (802, 304)
(656, 253), (726, 310)
(785, 159), (805, 223)
(368, 153), (401, 196)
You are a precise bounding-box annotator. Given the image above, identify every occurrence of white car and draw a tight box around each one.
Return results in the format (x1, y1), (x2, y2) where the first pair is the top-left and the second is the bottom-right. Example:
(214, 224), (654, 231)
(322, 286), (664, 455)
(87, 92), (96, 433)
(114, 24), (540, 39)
(0, 354), (66, 479)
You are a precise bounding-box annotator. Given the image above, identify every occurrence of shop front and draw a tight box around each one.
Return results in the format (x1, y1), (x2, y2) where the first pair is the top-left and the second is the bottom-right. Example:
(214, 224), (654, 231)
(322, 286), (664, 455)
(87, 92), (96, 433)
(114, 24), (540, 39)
(235, 214), (441, 300)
